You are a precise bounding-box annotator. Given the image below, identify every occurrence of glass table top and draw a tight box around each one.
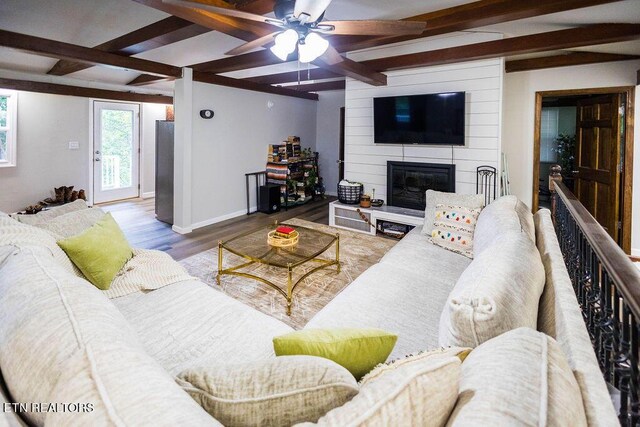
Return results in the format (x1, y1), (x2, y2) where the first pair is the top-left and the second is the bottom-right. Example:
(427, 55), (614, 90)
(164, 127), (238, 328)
(220, 222), (338, 268)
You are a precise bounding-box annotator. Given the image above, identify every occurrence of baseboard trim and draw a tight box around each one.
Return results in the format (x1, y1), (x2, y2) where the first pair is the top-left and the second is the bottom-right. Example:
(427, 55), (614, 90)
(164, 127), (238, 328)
(141, 191), (155, 199)
(172, 224), (193, 234)
(190, 209), (248, 230)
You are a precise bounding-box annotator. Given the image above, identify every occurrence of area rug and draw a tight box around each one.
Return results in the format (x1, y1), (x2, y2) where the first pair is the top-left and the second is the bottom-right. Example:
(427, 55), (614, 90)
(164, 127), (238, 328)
(179, 218), (397, 329)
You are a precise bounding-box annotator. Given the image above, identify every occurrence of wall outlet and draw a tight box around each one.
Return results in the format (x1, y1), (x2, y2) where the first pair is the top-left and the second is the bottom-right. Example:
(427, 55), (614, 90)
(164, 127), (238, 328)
(68, 141), (79, 150)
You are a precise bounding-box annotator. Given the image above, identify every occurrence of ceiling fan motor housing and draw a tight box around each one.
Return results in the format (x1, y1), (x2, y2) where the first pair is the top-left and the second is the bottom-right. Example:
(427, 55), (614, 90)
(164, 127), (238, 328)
(274, 0), (296, 20)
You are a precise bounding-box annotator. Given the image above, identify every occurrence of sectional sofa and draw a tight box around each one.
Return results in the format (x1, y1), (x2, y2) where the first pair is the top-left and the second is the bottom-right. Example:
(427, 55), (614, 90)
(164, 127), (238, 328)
(0, 196), (617, 426)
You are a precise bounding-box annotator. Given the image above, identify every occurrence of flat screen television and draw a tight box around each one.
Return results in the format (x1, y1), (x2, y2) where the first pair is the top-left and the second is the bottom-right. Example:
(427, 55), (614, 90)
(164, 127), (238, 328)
(373, 92), (465, 145)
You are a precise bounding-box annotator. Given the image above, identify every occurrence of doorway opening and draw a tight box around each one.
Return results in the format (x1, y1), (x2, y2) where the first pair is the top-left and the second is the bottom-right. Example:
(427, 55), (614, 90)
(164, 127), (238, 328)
(533, 87), (635, 253)
(93, 101), (140, 204)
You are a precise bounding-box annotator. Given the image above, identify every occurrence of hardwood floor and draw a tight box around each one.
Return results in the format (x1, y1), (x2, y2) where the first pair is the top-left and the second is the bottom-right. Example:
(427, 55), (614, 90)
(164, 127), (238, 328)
(100, 197), (336, 261)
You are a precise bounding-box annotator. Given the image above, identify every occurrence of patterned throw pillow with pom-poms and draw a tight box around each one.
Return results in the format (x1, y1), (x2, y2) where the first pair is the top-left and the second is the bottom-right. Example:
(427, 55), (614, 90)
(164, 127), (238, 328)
(430, 204), (481, 258)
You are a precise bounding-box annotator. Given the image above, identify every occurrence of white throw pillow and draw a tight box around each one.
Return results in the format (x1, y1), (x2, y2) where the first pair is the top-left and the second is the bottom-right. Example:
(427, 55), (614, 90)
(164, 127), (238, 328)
(439, 231), (545, 348)
(177, 356), (358, 427)
(300, 347), (466, 427)
(448, 328), (587, 426)
(422, 190), (484, 235)
(33, 207), (105, 239)
(430, 204), (481, 258)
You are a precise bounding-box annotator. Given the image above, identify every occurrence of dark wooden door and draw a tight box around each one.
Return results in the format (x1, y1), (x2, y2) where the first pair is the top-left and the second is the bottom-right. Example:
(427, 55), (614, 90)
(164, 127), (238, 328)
(574, 94), (622, 242)
(339, 107), (345, 181)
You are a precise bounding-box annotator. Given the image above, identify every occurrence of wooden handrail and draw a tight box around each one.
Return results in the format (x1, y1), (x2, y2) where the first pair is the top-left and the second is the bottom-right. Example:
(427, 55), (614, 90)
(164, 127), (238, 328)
(553, 180), (640, 319)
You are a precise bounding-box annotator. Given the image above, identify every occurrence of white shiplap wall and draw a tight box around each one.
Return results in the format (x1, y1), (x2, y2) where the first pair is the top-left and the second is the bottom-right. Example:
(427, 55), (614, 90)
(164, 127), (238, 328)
(344, 32), (504, 201)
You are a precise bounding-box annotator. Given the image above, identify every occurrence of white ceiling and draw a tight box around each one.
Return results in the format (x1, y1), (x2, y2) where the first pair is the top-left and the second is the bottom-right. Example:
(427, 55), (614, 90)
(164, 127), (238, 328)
(0, 0), (638, 92)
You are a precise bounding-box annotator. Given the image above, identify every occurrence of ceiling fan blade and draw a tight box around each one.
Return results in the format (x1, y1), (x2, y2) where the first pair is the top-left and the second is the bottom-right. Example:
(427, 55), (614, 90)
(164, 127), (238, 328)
(318, 20), (426, 36)
(316, 44), (344, 66)
(294, 0), (333, 23)
(225, 32), (278, 56)
(163, 0), (281, 26)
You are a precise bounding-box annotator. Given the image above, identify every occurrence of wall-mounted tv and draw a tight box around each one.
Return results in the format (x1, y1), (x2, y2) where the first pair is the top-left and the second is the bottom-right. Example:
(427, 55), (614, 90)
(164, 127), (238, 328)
(373, 92), (466, 145)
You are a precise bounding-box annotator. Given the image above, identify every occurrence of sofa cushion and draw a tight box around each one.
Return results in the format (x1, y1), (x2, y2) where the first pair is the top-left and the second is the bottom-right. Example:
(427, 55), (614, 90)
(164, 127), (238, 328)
(305, 259), (460, 360)
(57, 213), (133, 290)
(300, 348), (464, 427)
(379, 226), (472, 284)
(473, 195), (535, 255)
(33, 207), (105, 239)
(448, 328), (587, 426)
(422, 190), (484, 235)
(112, 280), (294, 375)
(430, 204), (481, 258)
(0, 216), (81, 276)
(0, 246), (205, 425)
(177, 356), (358, 427)
(45, 343), (220, 427)
(10, 199), (88, 225)
(439, 231), (545, 348)
(273, 328), (397, 380)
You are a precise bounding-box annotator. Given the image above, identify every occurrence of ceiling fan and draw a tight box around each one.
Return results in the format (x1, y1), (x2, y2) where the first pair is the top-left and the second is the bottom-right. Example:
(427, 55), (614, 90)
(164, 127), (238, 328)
(164, 0), (426, 64)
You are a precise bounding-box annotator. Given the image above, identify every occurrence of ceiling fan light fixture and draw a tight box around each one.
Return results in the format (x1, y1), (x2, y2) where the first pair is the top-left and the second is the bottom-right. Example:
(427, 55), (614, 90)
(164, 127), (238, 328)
(270, 29), (299, 61)
(298, 32), (329, 63)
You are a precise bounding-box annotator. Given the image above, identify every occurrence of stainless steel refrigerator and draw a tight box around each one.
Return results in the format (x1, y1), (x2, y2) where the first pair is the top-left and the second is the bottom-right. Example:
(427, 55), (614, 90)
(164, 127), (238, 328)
(155, 120), (174, 225)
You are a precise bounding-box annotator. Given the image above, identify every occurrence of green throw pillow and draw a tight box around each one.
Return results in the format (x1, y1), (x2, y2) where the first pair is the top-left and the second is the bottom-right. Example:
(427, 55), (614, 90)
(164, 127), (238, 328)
(273, 328), (398, 380)
(57, 213), (133, 290)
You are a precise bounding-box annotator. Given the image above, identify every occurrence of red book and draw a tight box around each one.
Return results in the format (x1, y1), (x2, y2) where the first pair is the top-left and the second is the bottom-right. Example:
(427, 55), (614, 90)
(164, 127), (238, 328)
(276, 226), (295, 235)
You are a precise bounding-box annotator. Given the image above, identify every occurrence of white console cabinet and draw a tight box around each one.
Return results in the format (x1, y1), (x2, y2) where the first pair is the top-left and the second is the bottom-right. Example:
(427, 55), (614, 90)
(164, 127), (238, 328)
(329, 201), (424, 237)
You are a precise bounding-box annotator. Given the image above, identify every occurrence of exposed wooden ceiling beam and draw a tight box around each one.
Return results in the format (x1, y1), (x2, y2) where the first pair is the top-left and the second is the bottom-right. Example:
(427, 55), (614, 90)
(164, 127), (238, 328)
(130, 1), (385, 86)
(192, 71), (318, 100)
(341, 0), (624, 52)
(246, 68), (342, 85)
(48, 17), (208, 76)
(362, 24), (640, 72)
(187, 0), (275, 15)
(128, 74), (176, 86)
(131, 0), (274, 41)
(189, 0), (625, 79)
(313, 56), (386, 86)
(0, 30), (316, 100)
(286, 80), (346, 92)
(506, 52), (640, 73)
(0, 29), (183, 77)
(0, 78), (173, 104)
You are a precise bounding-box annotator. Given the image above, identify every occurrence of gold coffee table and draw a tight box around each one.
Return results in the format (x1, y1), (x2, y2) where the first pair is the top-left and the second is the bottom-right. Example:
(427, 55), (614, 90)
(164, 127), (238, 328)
(217, 222), (340, 315)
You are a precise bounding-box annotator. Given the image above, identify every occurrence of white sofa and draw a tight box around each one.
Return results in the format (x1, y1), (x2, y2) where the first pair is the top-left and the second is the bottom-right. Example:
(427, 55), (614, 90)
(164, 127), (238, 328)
(0, 197), (617, 426)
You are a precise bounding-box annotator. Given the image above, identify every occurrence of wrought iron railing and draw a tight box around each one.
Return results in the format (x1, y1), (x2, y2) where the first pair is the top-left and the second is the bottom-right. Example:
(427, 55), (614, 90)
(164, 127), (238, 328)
(551, 178), (640, 425)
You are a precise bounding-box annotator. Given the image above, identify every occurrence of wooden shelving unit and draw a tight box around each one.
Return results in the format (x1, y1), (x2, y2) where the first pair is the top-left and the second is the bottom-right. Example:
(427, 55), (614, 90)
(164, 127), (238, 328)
(265, 137), (319, 210)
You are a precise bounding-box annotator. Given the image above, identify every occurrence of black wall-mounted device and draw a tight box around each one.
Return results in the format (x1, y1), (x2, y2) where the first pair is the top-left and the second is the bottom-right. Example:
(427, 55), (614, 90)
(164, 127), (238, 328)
(199, 109), (214, 119)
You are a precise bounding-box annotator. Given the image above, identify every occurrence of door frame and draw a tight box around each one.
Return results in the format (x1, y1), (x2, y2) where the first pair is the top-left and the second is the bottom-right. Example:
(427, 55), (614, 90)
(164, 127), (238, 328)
(532, 86), (635, 253)
(92, 100), (141, 204)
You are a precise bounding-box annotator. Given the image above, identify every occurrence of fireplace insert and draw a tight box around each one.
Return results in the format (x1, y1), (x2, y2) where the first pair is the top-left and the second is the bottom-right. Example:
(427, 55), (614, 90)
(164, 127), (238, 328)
(387, 162), (455, 210)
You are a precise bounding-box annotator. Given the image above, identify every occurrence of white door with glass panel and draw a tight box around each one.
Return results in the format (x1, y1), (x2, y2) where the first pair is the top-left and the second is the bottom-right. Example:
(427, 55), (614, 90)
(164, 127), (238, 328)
(93, 102), (140, 203)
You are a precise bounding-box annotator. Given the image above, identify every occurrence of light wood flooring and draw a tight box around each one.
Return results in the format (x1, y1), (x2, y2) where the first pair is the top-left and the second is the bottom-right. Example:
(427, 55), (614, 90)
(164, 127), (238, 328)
(100, 197), (335, 261)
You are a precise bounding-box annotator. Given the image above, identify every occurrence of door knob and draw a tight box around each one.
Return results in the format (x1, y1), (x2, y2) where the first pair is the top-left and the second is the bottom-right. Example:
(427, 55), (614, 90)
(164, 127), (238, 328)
(95, 158), (101, 162)
(95, 150), (100, 154)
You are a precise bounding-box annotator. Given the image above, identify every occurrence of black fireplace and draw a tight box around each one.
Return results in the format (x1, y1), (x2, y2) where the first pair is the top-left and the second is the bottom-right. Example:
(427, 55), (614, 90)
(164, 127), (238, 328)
(387, 161), (455, 210)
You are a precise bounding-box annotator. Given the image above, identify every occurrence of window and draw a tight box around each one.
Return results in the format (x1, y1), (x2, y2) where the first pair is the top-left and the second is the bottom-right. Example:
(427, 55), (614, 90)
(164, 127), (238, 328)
(0, 89), (17, 167)
(540, 107), (559, 163)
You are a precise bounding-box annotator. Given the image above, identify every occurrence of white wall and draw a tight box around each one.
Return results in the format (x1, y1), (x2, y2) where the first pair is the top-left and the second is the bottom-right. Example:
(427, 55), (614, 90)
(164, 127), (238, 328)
(140, 103), (167, 198)
(0, 90), (169, 213)
(0, 92), (90, 212)
(502, 60), (640, 255)
(175, 80), (318, 229)
(343, 32), (504, 201)
(315, 90), (345, 196)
